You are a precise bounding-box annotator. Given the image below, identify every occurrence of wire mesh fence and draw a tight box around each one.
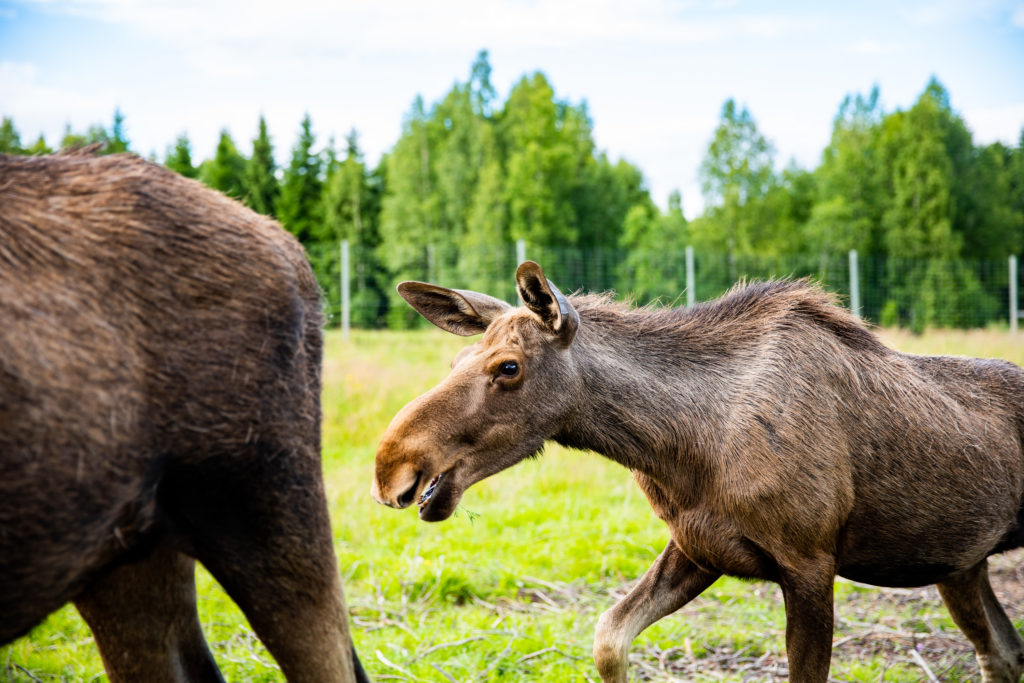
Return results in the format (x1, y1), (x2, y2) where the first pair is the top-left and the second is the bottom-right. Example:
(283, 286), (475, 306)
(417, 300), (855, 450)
(306, 242), (1022, 332)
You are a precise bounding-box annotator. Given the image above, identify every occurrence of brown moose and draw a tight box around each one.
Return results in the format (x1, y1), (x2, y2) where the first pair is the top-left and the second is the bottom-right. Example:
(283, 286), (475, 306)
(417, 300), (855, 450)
(0, 152), (367, 682)
(373, 260), (1024, 682)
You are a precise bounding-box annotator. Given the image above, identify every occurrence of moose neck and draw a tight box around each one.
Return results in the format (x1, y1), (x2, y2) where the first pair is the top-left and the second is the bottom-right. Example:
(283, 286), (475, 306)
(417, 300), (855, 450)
(556, 306), (737, 485)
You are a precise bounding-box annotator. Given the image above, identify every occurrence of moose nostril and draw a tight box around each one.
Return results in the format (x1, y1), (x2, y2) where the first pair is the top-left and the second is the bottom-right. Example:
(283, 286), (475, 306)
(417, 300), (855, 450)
(396, 471), (421, 509)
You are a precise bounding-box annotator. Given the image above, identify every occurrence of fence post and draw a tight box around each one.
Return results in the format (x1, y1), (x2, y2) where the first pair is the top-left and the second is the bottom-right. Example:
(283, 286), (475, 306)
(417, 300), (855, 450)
(340, 239), (350, 340)
(848, 249), (861, 318)
(1011, 254), (1018, 334)
(516, 238), (526, 265)
(685, 245), (695, 306)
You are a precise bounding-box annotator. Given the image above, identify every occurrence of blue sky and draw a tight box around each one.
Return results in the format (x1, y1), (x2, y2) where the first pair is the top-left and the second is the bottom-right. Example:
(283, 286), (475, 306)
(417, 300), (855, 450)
(2, 0), (1023, 218)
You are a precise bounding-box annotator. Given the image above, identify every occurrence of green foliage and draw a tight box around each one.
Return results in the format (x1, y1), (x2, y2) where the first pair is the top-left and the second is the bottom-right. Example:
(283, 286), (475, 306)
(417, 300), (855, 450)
(322, 130), (388, 326)
(106, 108), (129, 154)
(575, 155), (651, 250)
(377, 51), (652, 327)
(502, 73), (582, 246)
(458, 130), (510, 293)
(617, 191), (689, 303)
(961, 141), (1024, 259)
(807, 88), (886, 257)
(56, 109), (132, 154)
(700, 99), (775, 209)
(2, 66), (1021, 331)
(0, 116), (22, 153)
(276, 114), (324, 243)
(199, 129), (246, 198)
(877, 86), (970, 330)
(379, 96), (438, 328)
(243, 115), (279, 216)
(694, 99), (776, 258)
(165, 131), (198, 178)
(25, 134), (51, 155)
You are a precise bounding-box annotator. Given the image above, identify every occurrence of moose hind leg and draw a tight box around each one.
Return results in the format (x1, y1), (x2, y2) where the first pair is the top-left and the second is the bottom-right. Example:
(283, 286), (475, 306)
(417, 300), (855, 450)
(167, 456), (360, 683)
(938, 560), (1024, 682)
(593, 540), (720, 683)
(75, 544), (223, 683)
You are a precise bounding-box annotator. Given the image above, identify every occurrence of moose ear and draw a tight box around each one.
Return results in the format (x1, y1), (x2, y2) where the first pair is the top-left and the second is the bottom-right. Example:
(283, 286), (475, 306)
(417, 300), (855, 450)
(397, 282), (511, 336)
(515, 261), (579, 347)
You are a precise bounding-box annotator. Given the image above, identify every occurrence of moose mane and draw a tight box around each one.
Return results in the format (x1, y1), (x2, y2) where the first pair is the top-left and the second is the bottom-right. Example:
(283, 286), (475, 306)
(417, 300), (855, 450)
(566, 279), (887, 357)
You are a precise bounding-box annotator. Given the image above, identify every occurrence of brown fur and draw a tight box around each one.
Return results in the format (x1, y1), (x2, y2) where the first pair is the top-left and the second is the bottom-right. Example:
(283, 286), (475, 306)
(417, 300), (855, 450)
(0, 153), (367, 682)
(375, 262), (1024, 682)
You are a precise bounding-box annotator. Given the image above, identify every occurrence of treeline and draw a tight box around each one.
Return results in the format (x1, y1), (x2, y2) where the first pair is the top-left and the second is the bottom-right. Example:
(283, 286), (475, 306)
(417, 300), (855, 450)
(682, 82), (1024, 329)
(3, 51), (1022, 330)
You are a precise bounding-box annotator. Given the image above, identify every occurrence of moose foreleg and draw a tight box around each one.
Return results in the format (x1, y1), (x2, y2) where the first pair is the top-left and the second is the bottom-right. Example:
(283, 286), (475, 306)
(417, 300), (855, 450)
(593, 540), (719, 683)
(778, 555), (836, 683)
(938, 560), (1024, 682)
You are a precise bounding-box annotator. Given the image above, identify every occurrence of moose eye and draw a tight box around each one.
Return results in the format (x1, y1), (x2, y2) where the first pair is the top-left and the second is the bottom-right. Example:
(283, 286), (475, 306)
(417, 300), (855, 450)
(498, 360), (520, 377)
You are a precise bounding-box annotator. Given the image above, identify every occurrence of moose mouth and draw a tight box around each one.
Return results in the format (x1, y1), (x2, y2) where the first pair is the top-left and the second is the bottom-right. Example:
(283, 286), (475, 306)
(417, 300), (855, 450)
(416, 470), (462, 522)
(418, 472), (444, 507)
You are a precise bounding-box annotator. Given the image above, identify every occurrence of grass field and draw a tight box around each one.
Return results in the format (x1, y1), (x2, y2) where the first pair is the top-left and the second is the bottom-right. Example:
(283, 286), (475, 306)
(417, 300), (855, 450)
(4, 326), (1024, 682)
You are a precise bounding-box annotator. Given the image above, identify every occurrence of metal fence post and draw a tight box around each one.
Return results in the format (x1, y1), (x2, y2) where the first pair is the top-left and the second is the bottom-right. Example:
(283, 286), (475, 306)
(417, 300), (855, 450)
(685, 245), (695, 306)
(1011, 254), (1018, 334)
(340, 239), (350, 340)
(849, 249), (861, 318)
(516, 238), (526, 265)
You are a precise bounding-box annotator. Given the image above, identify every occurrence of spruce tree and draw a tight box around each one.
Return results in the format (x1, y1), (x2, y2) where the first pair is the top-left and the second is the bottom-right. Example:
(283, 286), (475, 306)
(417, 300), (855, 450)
(244, 116), (278, 216)
(26, 135), (51, 155)
(165, 132), (198, 178)
(276, 114), (323, 244)
(107, 108), (129, 153)
(0, 117), (22, 154)
(199, 130), (247, 198)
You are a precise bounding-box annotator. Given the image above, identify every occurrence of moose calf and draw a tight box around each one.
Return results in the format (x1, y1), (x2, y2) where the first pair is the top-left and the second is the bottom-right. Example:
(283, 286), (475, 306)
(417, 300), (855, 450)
(0, 152), (366, 682)
(374, 261), (1024, 683)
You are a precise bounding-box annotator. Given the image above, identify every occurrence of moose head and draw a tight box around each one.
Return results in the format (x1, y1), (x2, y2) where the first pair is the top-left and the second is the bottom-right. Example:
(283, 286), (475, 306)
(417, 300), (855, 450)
(371, 261), (580, 521)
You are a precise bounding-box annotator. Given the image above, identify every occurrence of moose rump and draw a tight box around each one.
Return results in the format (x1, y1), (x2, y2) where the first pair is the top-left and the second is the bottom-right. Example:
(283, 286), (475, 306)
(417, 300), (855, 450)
(373, 261), (1024, 683)
(0, 153), (366, 682)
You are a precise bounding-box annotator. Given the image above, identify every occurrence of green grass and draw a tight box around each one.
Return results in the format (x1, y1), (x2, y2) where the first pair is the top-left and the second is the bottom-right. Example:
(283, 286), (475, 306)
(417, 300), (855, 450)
(4, 328), (1024, 681)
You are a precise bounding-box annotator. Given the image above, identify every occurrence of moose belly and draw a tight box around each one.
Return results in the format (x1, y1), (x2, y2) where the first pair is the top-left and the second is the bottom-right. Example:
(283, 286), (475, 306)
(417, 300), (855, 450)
(835, 501), (1019, 588)
(837, 560), (959, 588)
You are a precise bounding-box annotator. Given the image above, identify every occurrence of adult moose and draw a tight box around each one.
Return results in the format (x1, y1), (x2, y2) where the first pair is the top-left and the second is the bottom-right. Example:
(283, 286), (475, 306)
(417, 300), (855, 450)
(0, 152), (367, 682)
(373, 261), (1024, 682)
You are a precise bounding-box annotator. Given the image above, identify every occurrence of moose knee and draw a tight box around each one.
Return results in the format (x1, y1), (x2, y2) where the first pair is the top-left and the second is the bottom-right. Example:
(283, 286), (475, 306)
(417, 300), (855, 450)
(593, 608), (630, 682)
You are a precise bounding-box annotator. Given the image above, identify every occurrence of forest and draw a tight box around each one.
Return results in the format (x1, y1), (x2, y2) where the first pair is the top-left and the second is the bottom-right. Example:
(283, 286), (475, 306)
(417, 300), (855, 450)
(3, 51), (1022, 330)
